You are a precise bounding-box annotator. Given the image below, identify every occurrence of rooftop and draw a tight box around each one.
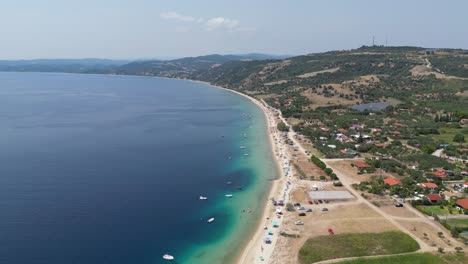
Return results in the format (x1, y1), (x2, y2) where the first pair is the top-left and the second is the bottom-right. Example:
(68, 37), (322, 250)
(425, 194), (442, 201)
(354, 161), (371, 168)
(456, 198), (468, 209)
(384, 178), (401, 186)
(418, 182), (438, 189)
(307, 191), (354, 200)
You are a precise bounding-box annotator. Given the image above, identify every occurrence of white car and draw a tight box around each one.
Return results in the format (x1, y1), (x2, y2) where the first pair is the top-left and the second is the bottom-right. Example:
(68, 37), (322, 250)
(295, 221), (304, 225)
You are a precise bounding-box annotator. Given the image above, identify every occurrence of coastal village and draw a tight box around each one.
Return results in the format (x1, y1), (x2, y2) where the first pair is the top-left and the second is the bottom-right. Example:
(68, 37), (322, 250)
(237, 96), (468, 264)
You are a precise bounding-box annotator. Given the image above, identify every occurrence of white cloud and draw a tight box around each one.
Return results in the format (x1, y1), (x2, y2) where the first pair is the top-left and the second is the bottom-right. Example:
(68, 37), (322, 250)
(160, 12), (251, 32)
(160, 12), (195, 22)
(204, 17), (240, 31)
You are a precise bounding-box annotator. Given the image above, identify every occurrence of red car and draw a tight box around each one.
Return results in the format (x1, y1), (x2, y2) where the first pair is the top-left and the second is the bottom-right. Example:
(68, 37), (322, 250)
(308, 200), (313, 204)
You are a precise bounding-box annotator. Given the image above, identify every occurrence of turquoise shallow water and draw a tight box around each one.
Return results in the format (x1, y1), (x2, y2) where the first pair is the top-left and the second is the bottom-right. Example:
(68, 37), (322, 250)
(0, 72), (279, 264)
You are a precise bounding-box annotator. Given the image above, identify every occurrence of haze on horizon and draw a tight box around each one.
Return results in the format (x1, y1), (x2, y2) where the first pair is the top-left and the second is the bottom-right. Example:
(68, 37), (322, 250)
(1, 0), (467, 60)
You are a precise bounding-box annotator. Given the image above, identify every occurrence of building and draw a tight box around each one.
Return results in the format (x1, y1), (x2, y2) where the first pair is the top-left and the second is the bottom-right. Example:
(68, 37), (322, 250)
(353, 161), (371, 169)
(418, 182), (438, 189)
(430, 169), (448, 179)
(384, 178), (401, 186)
(425, 194), (443, 203)
(456, 198), (468, 210)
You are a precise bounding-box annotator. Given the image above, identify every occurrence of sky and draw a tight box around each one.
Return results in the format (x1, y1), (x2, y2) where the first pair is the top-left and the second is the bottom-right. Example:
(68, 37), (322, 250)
(1, 0), (467, 59)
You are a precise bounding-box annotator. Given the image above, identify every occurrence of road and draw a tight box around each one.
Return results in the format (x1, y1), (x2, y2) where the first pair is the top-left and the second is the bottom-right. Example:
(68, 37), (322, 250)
(270, 105), (466, 255)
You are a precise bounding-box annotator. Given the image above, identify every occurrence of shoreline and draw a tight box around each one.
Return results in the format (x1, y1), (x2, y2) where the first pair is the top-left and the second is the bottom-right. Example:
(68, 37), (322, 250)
(189, 80), (291, 264)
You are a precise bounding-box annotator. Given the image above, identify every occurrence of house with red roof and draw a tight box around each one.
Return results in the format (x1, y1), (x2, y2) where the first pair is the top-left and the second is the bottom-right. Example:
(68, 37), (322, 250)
(374, 143), (386, 148)
(429, 169), (447, 178)
(371, 128), (382, 133)
(425, 194), (443, 203)
(353, 161), (371, 169)
(456, 198), (468, 210)
(418, 182), (438, 189)
(390, 131), (401, 135)
(320, 127), (330, 132)
(384, 178), (401, 186)
(338, 128), (347, 133)
(461, 171), (468, 176)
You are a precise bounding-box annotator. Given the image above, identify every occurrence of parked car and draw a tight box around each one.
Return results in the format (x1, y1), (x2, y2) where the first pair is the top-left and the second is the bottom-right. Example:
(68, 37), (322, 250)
(295, 221), (304, 225)
(318, 200), (323, 203)
(293, 203), (301, 207)
(306, 208), (313, 212)
(314, 200), (319, 204)
(308, 200), (313, 204)
(395, 203), (404, 207)
(321, 208), (329, 211)
(298, 212), (306, 216)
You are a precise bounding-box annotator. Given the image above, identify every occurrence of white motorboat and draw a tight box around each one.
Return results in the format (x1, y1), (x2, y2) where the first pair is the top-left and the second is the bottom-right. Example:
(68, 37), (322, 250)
(162, 254), (174, 260)
(240, 146), (247, 149)
(199, 196), (208, 200)
(225, 194), (233, 198)
(207, 217), (215, 223)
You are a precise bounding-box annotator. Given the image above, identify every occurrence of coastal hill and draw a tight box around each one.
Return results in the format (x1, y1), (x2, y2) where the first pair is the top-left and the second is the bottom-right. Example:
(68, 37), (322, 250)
(116, 46), (468, 114)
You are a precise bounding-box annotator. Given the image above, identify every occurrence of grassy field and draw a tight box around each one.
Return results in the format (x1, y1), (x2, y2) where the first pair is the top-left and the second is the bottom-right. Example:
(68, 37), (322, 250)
(298, 231), (420, 263)
(415, 205), (452, 215)
(434, 127), (468, 144)
(446, 218), (468, 228)
(336, 253), (468, 264)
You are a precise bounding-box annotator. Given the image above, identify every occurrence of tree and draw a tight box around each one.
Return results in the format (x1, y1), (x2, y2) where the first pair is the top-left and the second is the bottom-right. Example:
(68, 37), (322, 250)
(421, 144), (436, 154)
(277, 122), (289, 132)
(453, 134), (465, 143)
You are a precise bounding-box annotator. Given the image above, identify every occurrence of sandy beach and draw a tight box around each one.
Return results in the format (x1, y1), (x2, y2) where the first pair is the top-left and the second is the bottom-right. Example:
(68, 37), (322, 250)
(193, 81), (295, 264)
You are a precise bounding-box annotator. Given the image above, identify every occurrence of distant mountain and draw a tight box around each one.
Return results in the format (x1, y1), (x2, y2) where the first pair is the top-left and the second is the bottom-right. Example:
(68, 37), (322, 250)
(0, 54), (289, 75)
(0, 59), (130, 73)
(115, 53), (289, 77)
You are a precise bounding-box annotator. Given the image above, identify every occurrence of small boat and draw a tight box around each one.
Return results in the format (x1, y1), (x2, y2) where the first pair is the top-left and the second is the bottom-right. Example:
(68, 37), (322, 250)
(244, 153), (249, 156)
(236, 186), (243, 190)
(199, 196), (208, 200)
(207, 218), (215, 223)
(240, 146), (247, 149)
(225, 194), (233, 198)
(226, 181), (232, 185)
(162, 254), (174, 260)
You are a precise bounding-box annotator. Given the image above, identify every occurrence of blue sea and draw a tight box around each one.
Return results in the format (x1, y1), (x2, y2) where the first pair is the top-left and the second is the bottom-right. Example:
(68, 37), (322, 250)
(0, 72), (279, 264)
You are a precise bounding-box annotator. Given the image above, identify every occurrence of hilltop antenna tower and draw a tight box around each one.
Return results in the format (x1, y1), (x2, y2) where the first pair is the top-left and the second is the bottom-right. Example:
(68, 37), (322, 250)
(385, 37), (388, 46)
(372, 36), (375, 46)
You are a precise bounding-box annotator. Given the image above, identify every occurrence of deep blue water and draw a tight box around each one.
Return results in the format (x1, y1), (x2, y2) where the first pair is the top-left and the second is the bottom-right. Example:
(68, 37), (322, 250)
(0, 72), (277, 264)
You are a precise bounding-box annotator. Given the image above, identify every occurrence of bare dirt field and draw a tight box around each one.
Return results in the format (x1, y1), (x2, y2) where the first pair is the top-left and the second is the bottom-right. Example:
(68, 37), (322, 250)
(396, 219), (455, 250)
(376, 201), (420, 218)
(297, 67), (340, 78)
(328, 160), (405, 184)
(269, 202), (398, 264)
(301, 90), (360, 109)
